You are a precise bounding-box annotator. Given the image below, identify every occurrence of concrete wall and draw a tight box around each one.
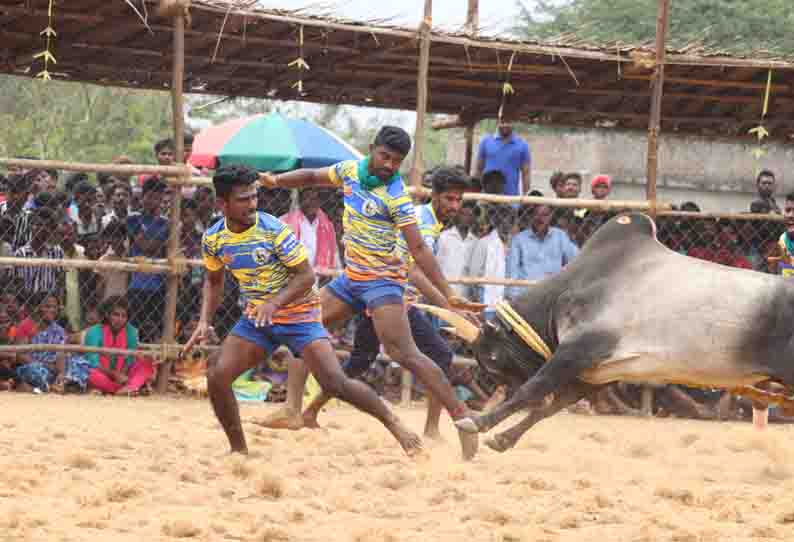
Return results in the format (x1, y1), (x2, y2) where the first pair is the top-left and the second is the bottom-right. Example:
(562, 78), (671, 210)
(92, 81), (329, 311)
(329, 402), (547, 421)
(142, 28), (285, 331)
(446, 128), (794, 213)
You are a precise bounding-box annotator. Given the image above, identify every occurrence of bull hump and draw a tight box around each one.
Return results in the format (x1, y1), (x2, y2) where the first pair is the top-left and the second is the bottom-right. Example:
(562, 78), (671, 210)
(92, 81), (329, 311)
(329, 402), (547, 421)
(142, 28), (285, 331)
(581, 213), (656, 251)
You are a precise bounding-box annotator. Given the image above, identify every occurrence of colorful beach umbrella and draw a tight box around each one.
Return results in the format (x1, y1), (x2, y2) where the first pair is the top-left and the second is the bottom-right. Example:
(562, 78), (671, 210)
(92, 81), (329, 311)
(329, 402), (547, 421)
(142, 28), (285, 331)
(189, 113), (363, 172)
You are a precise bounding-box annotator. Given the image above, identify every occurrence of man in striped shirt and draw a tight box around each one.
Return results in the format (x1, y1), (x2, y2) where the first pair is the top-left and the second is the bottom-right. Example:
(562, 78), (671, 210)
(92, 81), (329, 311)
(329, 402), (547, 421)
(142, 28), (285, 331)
(14, 207), (64, 297)
(0, 173), (33, 251)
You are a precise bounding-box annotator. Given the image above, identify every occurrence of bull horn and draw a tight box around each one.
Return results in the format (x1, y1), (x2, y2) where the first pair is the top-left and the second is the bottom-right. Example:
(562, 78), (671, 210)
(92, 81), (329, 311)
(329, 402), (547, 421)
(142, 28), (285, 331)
(414, 304), (480, 343)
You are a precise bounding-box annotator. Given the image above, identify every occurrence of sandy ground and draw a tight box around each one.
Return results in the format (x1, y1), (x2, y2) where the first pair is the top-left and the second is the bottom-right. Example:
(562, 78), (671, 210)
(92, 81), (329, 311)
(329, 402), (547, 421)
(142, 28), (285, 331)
(2, 394), (794, 542)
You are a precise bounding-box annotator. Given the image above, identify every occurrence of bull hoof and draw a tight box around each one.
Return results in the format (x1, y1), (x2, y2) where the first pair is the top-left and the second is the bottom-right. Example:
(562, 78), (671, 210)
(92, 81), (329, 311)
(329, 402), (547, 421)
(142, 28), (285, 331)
(485, 435), (511, 453)
(454, 417), (480, 434)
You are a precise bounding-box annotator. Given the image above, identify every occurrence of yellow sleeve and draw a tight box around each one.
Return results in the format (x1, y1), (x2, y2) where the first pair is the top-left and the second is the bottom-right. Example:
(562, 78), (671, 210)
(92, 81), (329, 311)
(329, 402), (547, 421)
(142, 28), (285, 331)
(274, 226), (308, 268)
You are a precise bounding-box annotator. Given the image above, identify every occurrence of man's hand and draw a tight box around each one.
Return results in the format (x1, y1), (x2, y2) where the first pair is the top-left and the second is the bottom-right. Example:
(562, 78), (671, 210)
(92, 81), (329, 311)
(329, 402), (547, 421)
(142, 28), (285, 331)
(113, 370), (128, 384)
(258, 172), (278, 189)
(245, 301), (277, 328)
(181, 321), (213, 360)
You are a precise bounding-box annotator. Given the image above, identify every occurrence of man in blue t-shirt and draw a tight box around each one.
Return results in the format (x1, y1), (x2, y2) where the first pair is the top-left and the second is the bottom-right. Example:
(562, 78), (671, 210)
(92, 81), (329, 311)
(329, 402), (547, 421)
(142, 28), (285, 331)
(127, 177), (169, 342)
(475, 121), (531, 196)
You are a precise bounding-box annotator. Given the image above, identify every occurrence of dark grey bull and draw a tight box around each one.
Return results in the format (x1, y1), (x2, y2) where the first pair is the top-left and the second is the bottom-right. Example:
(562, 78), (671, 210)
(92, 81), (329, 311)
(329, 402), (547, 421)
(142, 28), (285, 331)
(424, 212), (794, 453)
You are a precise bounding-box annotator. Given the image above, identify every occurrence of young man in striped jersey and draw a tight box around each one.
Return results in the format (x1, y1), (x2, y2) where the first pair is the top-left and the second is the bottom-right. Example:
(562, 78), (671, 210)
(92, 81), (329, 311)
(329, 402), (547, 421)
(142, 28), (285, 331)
(258, 127), (480, 460)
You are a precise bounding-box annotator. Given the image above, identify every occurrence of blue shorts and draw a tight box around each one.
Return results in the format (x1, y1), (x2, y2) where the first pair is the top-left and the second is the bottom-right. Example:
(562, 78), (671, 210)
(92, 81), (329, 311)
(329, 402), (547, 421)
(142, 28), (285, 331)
(326, 274), (404, 314)
(231, 318), (328, 357)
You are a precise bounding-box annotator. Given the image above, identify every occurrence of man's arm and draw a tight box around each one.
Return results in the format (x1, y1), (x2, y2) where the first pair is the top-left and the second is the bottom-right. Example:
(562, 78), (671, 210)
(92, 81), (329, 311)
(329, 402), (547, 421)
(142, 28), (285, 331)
(259, 167), (336, 189)
(245, 260), (316, 327)
(407, 265), (451, 309)
(401, 222), (454, 302)
(521, 163), (531, 195)
(199, 268), (225, 325)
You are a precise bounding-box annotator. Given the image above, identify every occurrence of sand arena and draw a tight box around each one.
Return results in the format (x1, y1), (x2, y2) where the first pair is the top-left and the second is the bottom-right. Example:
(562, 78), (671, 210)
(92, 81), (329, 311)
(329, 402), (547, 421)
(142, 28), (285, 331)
(2, 393), (794, 541)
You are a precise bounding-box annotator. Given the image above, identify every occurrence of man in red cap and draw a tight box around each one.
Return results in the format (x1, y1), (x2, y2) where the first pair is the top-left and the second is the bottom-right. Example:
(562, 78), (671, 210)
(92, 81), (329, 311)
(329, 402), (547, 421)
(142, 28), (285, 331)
(591, 174), (611, 200)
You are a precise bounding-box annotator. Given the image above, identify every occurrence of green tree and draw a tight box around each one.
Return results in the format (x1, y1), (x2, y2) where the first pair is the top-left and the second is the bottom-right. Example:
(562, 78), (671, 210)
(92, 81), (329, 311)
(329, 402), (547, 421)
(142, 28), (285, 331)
(517, 0), (794, 55)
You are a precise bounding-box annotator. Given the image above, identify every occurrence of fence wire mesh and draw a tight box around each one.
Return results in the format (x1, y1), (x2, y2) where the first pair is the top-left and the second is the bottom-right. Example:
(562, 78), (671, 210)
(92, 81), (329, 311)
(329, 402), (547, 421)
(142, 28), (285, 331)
(0, 164), (789, 412)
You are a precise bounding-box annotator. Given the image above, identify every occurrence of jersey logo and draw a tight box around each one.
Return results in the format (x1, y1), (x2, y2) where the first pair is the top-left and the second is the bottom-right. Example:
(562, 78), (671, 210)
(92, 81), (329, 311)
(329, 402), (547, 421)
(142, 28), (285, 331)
(362, 199), (379, 217)
(253, 247), (270, 265)
(221, 252), (234, 265)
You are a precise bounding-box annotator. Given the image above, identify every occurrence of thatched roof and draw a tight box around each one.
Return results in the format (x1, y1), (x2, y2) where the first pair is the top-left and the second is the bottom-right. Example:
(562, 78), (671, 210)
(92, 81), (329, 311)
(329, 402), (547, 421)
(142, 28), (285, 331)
(3, 0), (794, 140)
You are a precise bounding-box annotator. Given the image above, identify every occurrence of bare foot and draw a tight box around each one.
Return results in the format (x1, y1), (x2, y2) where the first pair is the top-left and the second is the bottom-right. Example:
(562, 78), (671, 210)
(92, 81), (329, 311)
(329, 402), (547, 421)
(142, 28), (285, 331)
(16, 382), (33, 393)
(387, 420), (423, 457)
(250, 407), (304, 430)
(423, 428), (444, 442)
(301, 411), (322, 429)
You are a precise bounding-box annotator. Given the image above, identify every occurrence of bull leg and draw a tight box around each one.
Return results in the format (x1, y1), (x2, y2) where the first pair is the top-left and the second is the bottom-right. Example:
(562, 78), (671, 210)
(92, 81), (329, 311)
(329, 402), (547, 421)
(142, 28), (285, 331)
(486, 384), (595, 453)
(457, 337), (600, 434)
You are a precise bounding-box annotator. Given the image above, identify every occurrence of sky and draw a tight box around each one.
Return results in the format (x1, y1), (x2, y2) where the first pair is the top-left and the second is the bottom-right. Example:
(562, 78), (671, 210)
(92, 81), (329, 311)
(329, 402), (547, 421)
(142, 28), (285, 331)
(257, 0), (523, 34)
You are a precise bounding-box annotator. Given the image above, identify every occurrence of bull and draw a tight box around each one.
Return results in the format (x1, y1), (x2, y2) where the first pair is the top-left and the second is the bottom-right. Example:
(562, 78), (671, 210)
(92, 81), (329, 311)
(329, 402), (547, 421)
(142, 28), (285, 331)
(420, 212), (794, 453)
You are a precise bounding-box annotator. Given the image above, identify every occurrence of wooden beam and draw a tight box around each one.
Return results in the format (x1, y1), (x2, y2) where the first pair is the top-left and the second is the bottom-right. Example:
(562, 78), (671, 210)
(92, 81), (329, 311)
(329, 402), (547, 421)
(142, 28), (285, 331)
(569, 88), (785, 106)
(622, 73), (790, 92)
(410, 0), (433, 190)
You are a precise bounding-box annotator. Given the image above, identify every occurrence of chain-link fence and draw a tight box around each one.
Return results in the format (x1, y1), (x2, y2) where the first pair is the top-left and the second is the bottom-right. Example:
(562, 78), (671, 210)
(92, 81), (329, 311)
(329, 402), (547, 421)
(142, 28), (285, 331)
(0, 159), (788, 411)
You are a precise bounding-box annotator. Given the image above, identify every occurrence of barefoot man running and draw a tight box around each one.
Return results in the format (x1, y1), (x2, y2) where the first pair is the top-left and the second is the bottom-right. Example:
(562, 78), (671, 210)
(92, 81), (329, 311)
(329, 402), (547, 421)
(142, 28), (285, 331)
(257, 127), (480, 459)
(182, 165), (421, 456)
(299, 166), (478, 441)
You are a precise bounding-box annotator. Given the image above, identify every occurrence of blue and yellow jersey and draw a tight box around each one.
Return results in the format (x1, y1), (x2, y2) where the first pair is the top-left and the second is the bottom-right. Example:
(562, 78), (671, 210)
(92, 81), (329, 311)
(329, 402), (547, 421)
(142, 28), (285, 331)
(778, 232), (794, 278)
(329, 159), (417, 282)
(202, 212), (321, 324)
(397, 203), (443, 303)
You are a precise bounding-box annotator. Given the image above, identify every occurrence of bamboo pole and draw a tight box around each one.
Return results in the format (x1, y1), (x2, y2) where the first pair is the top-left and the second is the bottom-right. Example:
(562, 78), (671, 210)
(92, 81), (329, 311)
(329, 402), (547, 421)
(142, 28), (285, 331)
(409, 0), (433, 191)
(157, 9), (186, 394)
(465, 0), (479, 35)
(0, 158), (189, 177)
(641, 0), (671, 417)
(645, 0), (670, 215)
(0, 256), (173, 274)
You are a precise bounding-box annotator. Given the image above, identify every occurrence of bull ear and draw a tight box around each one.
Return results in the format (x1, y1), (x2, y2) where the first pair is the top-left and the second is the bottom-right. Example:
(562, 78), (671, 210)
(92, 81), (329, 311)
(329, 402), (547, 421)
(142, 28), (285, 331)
(413, 304), (480, 344)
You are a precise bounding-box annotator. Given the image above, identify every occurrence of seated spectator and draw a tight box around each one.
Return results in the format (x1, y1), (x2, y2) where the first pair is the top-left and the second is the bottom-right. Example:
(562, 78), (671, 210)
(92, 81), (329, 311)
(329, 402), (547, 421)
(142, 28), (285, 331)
(14, 207), (65, 296)
(591, 175), (611, 200)
(84, 296), (154, 395)
(506, 203), (578, 299)
(749, 169), (780, 214)
(281, 188), (341, 271)
(14, 292), (67, 393)
(687, 217), (718, 262)
(712, 220), (752, 269)
(0, 307), (17, 390)
(98, 220), (129, 301)
(0, 286), (24, 326)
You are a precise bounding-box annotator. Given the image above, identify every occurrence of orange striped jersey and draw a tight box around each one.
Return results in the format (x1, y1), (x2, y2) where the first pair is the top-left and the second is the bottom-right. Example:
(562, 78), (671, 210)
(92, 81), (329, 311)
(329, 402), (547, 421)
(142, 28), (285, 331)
(329, 159), (417, 282)
(202, 212), (321, 324)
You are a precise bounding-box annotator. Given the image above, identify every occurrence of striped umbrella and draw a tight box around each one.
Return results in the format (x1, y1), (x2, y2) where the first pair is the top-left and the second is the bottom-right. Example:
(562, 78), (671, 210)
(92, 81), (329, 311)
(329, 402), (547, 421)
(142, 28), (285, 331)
(189, 113), (363, 172)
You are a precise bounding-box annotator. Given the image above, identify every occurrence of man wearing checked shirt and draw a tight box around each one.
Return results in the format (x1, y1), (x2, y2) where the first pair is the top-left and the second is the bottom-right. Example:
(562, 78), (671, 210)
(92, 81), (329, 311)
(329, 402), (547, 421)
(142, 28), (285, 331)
(258, 127), (480, 460)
